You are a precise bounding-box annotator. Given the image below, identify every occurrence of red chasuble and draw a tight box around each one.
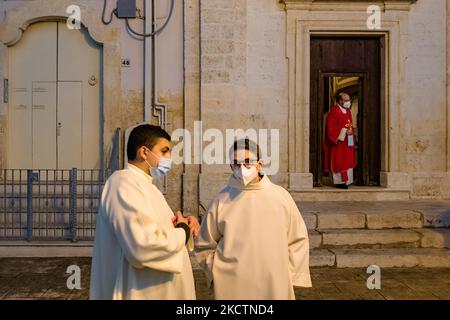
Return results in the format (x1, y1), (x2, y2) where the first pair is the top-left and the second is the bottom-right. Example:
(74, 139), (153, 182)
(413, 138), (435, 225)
(323, 104), (356, 182)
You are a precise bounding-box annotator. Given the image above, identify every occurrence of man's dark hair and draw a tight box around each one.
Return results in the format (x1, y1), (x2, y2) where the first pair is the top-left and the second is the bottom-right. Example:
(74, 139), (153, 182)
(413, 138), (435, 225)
(127, 124), (171, 161)
(230, 138), (261, 161)
(336, 92), (349, 103)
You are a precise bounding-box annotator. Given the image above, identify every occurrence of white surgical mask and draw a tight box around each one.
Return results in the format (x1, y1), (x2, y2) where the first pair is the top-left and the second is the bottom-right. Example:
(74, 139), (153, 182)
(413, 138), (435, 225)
(343, 101), (352, 109)
(233, 165), (259, 186)
(144, 148), (172, 177)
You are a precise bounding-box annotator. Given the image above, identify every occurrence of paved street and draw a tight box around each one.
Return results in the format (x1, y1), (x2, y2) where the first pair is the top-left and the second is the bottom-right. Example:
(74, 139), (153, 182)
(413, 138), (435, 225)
(0, 258), (449, 300)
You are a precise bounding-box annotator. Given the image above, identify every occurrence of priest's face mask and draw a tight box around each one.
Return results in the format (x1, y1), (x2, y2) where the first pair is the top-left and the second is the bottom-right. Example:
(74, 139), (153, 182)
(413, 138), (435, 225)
(140, 138), (172, 177)
(230, 149), (263, 186)
(338, 94), (352, 109)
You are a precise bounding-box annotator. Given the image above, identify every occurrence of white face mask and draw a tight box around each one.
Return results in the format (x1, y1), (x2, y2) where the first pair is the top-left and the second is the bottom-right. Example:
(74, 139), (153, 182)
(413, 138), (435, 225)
(233, 165), (259, 186)
(144, 148), (172, 177)
(343, 101), (352, 109)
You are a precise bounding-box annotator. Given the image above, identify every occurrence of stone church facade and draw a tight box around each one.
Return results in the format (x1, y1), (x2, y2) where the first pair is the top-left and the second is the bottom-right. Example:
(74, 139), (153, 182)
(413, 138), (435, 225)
(0, 0), (449, 216)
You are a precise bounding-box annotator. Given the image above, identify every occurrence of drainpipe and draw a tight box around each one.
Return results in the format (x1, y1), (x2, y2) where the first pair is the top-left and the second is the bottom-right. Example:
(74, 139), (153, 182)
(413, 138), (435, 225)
(181, 0), (185, 212)
(143, 0), (167, 128)
(151, 0), (167, 130)
(197, 0), (204, 217)
(152, 0), (168, 194)
(143, 0), (147, 121)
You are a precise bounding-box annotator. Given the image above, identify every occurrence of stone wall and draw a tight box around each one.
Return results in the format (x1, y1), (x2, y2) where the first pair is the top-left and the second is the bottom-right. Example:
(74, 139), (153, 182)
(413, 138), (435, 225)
(405, 0), (449, 198)
(1, 0), (449, 214)
(195, 0), (290, 207)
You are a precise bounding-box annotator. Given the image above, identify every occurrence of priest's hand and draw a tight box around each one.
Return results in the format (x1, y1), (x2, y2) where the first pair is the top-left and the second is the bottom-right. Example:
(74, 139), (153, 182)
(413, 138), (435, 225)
(172, 212), (200, 237)
(187, 215), (200, 238)
(173, 211), (189, 226)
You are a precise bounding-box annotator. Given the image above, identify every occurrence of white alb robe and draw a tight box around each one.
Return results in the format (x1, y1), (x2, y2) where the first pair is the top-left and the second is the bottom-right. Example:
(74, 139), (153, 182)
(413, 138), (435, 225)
(332, 169), (354, 185)
(89, 164), (195, 300)
(194, 175), (312, 300)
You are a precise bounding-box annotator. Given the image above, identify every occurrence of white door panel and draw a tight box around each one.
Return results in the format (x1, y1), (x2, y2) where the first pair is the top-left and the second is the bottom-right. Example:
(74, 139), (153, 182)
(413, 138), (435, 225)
(9, 22), (57, 169)
(8, 22), (101, 169)
(10, 88), (32, 168)
(57, 22), (100, 82)
(57, 82), (82, 169)
(32, 82), (57, 168)
(58, 22), (100, 169)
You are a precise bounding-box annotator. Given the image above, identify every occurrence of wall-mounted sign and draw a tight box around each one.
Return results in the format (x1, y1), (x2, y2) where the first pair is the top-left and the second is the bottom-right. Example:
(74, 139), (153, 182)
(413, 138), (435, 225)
(121, 58), (131, 68)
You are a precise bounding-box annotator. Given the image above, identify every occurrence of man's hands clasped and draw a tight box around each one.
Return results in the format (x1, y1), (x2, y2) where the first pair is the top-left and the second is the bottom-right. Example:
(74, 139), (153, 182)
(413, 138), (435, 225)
(172, 211), (200, 238)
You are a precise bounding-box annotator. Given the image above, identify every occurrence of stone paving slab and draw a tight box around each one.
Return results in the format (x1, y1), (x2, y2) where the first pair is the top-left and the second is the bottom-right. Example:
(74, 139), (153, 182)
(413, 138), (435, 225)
(1, 258), (449, 300)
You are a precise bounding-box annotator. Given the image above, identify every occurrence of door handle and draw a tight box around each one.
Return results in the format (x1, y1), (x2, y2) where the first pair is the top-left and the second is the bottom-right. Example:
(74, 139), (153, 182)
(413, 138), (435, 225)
(57, 122), (62, 137)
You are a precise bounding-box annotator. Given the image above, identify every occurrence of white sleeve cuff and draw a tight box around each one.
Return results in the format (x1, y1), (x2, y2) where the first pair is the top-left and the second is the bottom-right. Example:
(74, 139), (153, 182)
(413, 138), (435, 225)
(338, 128), (347, 142)
(293, 272), (313, 288)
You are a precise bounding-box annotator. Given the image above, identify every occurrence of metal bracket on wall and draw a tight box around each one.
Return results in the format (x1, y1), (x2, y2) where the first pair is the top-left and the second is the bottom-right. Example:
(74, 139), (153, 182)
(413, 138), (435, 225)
(3, 79), (8, 103)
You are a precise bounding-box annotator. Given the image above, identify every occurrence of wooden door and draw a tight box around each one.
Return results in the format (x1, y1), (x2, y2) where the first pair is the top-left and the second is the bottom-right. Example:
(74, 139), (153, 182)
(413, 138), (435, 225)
(8, 21), (102, 169)
(310, 36), (381, 186)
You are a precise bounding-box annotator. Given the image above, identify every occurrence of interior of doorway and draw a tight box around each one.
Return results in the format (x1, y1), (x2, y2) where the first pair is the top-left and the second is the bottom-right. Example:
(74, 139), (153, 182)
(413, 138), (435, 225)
(310, 36), (382, 188)
(322, 75), (363, 187)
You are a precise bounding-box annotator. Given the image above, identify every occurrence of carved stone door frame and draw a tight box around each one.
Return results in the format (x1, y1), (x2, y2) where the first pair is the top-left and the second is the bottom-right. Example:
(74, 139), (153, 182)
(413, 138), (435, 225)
(283, 0), (417, 190)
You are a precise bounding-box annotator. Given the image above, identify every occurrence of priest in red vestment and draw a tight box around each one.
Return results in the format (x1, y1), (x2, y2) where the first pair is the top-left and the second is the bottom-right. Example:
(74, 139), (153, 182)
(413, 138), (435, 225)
(323, 92), (356, 189)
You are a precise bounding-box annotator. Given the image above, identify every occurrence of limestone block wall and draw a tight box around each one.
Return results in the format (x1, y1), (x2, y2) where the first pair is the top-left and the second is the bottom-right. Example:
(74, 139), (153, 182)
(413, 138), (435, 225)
(195, 0), (290, 207)
(404, 0), (449, 198)
(1, 0), (449, 215)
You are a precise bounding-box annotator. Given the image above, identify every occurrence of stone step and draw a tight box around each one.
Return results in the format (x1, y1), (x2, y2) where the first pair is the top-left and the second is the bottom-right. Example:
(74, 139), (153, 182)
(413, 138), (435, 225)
(333, 248), (450, 268)
(303, 213), (318, 230)
(1, 243), (449, 269)
(310, 248), (450, 268)
(302, 209), (425, 230)
(365, 210), (423, 229)
(310, 249), (336, 267)
(317, 211), (367, 229)
(309, 231), (322, 249)
(298, 201), (450, 229)
(414, 228), (450, 249)
(291, 187), (410, 202)
(309, 229), (450, 249)
(320, 229), (420, 248)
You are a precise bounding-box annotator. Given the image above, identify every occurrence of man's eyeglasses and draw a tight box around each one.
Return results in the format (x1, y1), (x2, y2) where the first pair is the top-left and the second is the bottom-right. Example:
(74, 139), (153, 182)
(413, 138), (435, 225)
(231, 159), (259, 170)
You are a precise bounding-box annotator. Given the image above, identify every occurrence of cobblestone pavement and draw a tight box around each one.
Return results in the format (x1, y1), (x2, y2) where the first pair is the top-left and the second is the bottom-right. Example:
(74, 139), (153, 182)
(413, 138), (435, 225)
(0, 258), (449, 300)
